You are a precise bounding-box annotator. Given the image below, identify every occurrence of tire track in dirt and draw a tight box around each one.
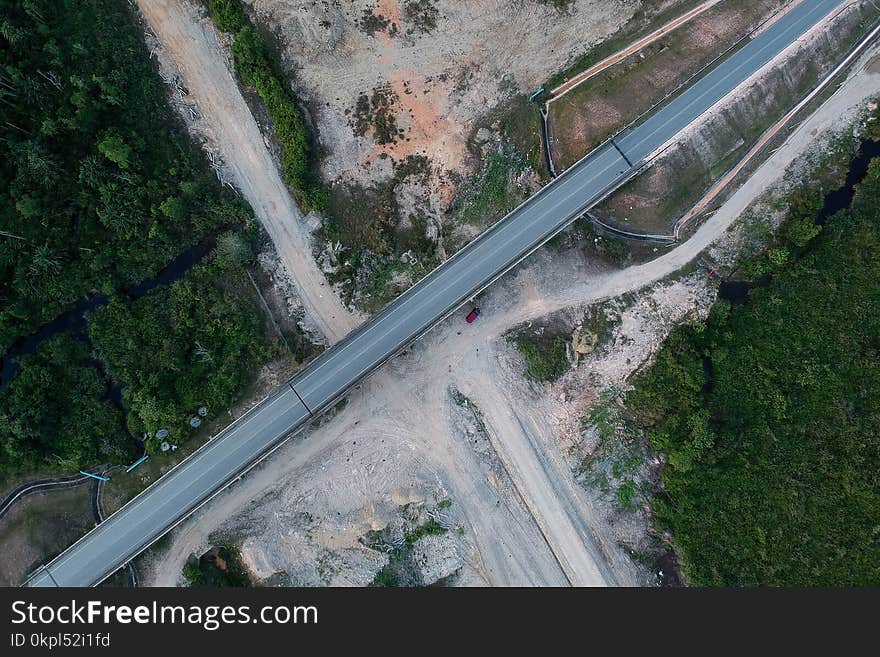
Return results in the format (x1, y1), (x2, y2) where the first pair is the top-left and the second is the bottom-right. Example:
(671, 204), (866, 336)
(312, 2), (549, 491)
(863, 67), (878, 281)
(137, 0), (360, 344)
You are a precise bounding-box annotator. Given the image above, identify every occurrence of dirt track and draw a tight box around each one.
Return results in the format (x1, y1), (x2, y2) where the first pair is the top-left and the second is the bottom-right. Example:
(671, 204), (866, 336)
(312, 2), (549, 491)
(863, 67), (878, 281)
(549, 0), (723, 100)
(134, 0), (880, 586)
(137, 0), (359, 344)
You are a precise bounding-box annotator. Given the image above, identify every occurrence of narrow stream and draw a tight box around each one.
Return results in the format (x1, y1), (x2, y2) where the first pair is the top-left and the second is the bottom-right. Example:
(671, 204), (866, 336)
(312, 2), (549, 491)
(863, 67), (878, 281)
(719, 137), (880, 304)
(0, 239), (216, 391)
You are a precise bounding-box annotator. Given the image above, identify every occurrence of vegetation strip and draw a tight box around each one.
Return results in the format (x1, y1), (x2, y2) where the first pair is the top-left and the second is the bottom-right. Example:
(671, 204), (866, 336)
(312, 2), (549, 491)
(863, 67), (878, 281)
(204, 0), (327, 211)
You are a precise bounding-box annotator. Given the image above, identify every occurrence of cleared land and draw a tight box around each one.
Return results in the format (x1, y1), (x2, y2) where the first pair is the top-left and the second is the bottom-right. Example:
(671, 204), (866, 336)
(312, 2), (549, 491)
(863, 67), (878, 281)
(0, 487), (93, 587)
(240, 0), (682, 308)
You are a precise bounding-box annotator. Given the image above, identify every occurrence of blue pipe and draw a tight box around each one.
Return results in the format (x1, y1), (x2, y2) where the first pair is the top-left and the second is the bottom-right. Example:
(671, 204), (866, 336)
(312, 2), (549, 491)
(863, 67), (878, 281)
(79, 470), (110, 482)
(125, 455), (150, 473)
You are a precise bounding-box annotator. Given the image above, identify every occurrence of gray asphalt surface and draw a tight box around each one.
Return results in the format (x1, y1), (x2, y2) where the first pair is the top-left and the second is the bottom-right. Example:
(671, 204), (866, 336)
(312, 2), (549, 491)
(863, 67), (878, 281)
(27, 387), (309, 587)
(24, 0), (841, 587)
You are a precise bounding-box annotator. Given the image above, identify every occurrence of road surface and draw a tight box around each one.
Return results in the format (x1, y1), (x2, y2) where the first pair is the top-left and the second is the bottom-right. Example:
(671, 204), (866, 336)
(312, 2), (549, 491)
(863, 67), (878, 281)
(24, 0), (842, 587)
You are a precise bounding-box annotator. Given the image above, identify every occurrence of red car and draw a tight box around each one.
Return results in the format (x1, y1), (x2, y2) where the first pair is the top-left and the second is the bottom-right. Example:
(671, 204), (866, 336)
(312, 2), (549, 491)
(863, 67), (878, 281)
(465, 307), (481, 323)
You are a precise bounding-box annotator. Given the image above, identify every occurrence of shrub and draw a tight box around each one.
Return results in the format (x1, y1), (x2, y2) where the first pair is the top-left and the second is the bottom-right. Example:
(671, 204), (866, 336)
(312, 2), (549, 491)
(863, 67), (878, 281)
(516, 335), (569, 382)
(205, 0), (247, 33)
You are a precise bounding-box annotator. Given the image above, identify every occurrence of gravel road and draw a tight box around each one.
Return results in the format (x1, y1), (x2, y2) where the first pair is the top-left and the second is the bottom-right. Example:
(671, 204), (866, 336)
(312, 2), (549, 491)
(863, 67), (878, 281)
(138, 0), (360, 344)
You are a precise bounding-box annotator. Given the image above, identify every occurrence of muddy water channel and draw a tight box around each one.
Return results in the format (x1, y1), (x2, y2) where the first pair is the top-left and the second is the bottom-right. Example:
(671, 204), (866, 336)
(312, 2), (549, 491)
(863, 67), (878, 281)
(719, 137), (880, 304)
(0, 239), (216, 392)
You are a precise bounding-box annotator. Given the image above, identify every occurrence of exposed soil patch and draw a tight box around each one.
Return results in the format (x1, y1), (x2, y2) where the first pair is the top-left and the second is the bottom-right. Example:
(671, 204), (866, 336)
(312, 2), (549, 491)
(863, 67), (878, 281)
(242, 0), (660, 305)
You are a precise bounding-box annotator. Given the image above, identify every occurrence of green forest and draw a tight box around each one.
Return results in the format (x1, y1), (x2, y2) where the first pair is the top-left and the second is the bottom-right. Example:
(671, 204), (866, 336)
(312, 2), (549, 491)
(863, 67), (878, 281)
(0, 237), (271, 474)
(629, 161), (880, 585)
(89, 238), (271, 448)
(0, 0), (250, 347)
(0, 1), (272, 475)
(0, 335), (133, 473)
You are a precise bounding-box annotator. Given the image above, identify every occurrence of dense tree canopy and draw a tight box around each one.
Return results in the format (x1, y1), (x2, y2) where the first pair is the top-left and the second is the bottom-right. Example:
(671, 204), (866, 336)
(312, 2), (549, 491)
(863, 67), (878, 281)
(0, 335), (132, 473)
(89, 240), (270, 448)
(0, 1), (271, 476)
(0, 0), (250, 349)
(630, 162), (880, 585)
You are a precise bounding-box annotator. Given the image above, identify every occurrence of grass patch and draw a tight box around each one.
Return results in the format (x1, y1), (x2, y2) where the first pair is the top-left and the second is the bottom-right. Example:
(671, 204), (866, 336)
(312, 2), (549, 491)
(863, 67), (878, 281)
(369, 565), (400, 587)
(445, 146), (531, 253)
(580, 392), (646, 511)
(368, 516), (450, 587)
(404, 517), (447, 545)
(453, 150), (524, 226)
(497, 95), (547, 179)
(321, 158), (439, 312)
(515, 334), (569, 382)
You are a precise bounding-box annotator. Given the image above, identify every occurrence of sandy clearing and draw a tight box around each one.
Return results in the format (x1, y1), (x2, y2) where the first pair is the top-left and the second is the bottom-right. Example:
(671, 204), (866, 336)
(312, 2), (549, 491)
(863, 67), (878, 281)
(137, 0), (359, 344)
(141, 18), (880, 588)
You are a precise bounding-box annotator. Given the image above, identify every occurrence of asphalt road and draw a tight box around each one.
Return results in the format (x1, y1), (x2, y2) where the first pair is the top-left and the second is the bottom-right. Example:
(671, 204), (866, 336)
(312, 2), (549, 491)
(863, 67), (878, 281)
(26, 387), (309, 587)
(24, 0), (842, 587)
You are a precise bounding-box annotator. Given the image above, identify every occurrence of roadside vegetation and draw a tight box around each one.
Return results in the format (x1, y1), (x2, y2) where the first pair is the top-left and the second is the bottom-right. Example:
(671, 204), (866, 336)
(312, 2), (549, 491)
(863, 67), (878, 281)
(443, 142), (535, 254)
(627, 160), (880, 585)
(547, 0), (785, 169)
(542, 0), (703, 92)
(593, 1), (880, 236)
(205, 0), (328, 211)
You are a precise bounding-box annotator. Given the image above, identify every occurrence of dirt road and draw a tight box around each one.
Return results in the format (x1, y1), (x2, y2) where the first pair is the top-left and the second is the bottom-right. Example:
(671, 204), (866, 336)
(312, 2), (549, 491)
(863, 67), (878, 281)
(137, 0), (359, 344)
(142, 43), (880, 587)
(548, 0), (724, 100)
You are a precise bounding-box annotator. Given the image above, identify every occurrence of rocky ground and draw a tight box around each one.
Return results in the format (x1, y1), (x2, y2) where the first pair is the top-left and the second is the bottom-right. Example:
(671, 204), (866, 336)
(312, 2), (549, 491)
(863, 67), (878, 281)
(138, 43), (880, 586)
(240, 0), (687, 305)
